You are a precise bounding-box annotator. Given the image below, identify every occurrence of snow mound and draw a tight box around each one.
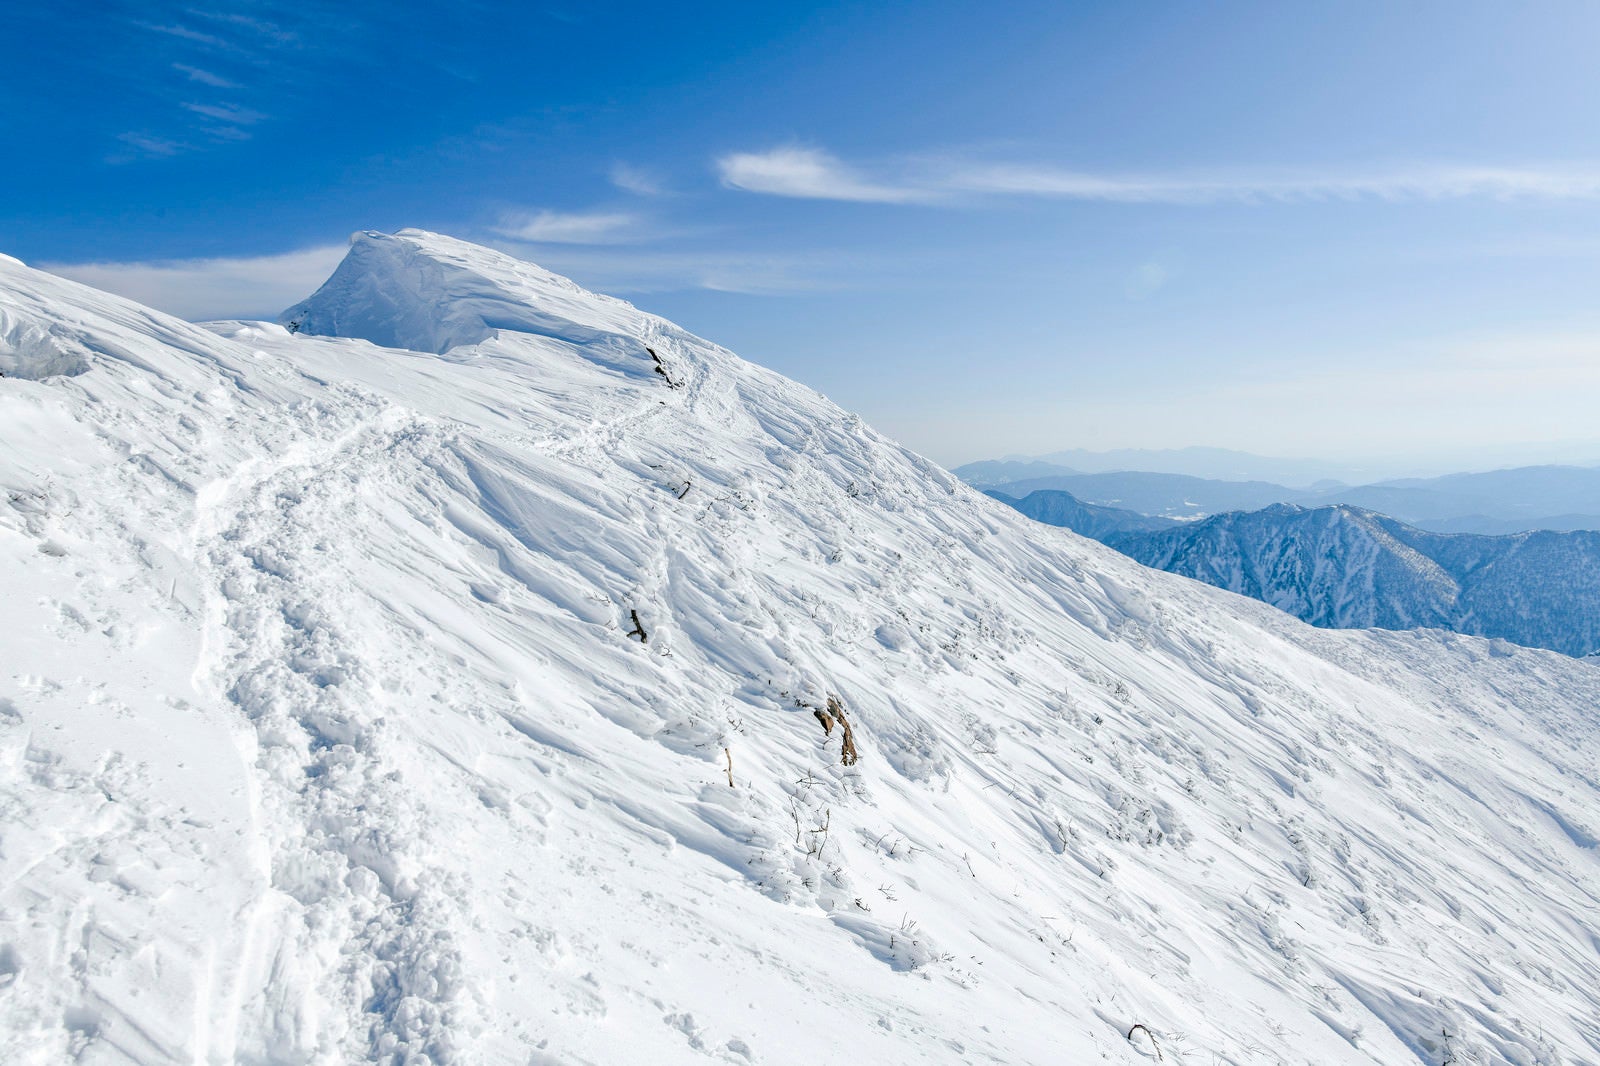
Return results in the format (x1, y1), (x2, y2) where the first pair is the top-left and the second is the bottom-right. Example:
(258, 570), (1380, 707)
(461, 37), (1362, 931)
(3, 235), (1600, 1065)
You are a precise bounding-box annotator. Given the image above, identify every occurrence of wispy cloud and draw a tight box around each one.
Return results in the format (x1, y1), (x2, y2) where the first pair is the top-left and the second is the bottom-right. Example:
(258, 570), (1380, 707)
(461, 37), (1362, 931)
(948, 163), (1600, 203)
(173, 63), (239, 89)
(494, 210), (646, 244)
(115, 132), (186, 159)
(719, 146), (1600, 207)
(718, 147), (938, 204)
(139, 22), (229, 48)
(114, 100), (266, 159)
(105, 7), (335, 161)
(42, 246), (347, 321)
(188, 10), (299, 46)
(610, 163), (664, 197)
(181, 102), (267, 125)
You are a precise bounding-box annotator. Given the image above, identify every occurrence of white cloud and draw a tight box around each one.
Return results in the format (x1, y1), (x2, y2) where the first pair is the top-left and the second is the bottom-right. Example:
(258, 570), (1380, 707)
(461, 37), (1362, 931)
(42, 246), (347, 322)
(717, 147), (938, 204)
(718, 147), (1600, 206)
(495, 210), (644, 244)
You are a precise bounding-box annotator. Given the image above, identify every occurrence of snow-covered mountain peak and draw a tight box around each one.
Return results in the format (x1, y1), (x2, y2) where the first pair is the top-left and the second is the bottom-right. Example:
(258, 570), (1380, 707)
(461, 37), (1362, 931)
(280, 228), (653, 358)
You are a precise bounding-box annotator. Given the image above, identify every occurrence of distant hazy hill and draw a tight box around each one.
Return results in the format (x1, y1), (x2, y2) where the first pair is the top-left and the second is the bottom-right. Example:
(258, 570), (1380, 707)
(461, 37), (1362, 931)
(999, 490), (1600, 657)
(954, 458), (1085, 485)
(1306, 465), (1600, 529)
(961, 462), (1600, 534)
(978, 471), (1310, 520)
(982, 489), (1178, 541)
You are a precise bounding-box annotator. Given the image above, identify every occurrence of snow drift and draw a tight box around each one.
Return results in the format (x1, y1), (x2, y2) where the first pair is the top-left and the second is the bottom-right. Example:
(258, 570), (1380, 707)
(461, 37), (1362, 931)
(2, 229), (1598, 1065)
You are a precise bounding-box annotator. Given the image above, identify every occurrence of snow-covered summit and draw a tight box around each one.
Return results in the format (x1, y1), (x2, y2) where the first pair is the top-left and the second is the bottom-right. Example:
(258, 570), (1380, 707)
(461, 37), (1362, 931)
(281, 229), (652, 358)
(3, 236), (1600, 1064)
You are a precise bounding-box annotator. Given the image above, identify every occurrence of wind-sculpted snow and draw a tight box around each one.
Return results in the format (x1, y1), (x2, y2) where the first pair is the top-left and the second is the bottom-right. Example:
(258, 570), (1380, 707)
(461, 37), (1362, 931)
(3, 232), (1600, 1064)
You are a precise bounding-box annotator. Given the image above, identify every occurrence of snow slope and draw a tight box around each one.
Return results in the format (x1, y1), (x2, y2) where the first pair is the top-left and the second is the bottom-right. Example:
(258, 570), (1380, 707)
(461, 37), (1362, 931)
(3, 230), (1599, 1065)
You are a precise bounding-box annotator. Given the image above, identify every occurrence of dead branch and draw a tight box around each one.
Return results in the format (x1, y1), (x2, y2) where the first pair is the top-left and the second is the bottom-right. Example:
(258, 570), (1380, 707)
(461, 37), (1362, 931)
(1126, 1024), (1162, 1060)
(626, 609), (648, 643)
(829, 695), (860, 766)
(802, 693), (860, 765)
(724, 746), (735, 788)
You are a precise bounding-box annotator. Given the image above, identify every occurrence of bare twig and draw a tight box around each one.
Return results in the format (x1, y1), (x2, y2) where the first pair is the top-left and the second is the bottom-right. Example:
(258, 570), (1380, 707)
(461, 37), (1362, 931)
(724, 746), (735, 788)
(807, 809), (831, 856)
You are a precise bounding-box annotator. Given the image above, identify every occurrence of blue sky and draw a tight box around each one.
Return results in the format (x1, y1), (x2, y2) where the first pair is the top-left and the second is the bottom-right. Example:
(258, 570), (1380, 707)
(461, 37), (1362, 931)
(6, 2), (1600, 468)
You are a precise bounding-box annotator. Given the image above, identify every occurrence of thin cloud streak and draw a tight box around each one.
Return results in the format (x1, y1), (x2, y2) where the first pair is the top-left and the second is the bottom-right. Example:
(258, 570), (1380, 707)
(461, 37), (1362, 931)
(719, 146), (1600, 206)
(718, 147), (939, 204)
(609, 163), (664, 196)
(182, 102), (267, 125)
(949, 163), (1600, 203)
(139, 22), (229, 48)
(172, 63), (240, 89)
(115, 132), (185, 159)
(494, 210), (645, 244)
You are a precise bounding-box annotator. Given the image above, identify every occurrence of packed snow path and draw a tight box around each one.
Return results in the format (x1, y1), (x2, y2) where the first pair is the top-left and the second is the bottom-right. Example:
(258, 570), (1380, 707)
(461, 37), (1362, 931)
(3, 232), (1599, 1064)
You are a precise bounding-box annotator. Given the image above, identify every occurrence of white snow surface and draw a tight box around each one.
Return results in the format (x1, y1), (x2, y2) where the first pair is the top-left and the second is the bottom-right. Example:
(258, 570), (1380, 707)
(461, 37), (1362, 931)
(3, 229), (1599, 1065)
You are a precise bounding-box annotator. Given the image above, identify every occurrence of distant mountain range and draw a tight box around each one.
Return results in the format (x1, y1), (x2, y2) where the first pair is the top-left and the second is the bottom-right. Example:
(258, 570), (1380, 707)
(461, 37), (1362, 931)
(992, 489), (1600, 658)
(961, 462), (1600, 535)
(960, 447), (1362, 487)
(962, 444), (1600, 489)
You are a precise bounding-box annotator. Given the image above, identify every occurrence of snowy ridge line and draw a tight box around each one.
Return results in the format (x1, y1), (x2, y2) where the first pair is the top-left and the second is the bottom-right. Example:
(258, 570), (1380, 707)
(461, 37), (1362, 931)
(2, 231), (1599, 1064)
